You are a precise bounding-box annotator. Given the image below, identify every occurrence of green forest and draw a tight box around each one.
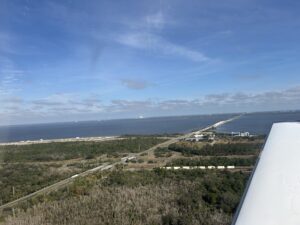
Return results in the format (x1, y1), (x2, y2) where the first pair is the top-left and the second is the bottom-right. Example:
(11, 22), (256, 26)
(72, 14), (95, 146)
(3, 169), (249, 225)
(0, 136), (262, 225)
(0, 137), (165, 162)
(168, 142), (262, 156)
(167, 156), (257, 167)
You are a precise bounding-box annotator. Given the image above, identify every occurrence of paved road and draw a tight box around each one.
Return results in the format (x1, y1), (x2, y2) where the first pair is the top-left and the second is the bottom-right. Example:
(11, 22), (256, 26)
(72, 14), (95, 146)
(0, 116), (238, 210)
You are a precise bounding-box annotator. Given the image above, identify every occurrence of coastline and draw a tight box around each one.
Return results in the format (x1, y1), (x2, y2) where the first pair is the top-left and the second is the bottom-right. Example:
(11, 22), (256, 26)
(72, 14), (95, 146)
(0, 136), (120, 146)
(0, 115), (241, 146)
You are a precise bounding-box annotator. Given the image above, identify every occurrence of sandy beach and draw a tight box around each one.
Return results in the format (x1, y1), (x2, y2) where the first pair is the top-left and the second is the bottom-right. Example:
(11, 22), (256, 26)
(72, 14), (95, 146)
(0, 136), (120, 146)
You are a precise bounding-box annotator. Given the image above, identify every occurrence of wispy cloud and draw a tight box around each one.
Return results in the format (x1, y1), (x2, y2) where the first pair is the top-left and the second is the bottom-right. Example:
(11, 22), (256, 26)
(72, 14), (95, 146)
(233, 74), (263, 81)
(109, 86), (300, 115)
(0, 57), (23, 96)
(121, 79), (152, 90)
(109, 99), (154, 113)
(116, 8), (210, 63)
(1, 86), (300, 125)
(0, 32), (15, 54)
(121, 10), (170, 31)
(30, 93), (104, 116)
(144, 11), (166, 29)
(117, 32), (209, 62)
(0, 30), (25, 97)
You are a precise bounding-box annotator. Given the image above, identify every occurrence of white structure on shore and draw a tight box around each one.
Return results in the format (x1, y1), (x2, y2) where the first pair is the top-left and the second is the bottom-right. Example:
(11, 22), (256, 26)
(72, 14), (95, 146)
(185, 132), (215, 142)
(161, 165), (235, 170)
(231, 132), (251, 137)
(121, 155), (137, 163)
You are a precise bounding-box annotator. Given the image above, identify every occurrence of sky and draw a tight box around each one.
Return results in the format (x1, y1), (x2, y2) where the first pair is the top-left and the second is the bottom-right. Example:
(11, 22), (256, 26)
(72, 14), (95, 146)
(0, 0), (300, 125)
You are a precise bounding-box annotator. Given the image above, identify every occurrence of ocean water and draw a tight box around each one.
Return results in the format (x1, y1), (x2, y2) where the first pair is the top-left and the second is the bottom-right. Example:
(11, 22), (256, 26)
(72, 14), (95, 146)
(217, 111), (300, 135)
(1, 111), (299, 143)
(0, 114), (236, 143)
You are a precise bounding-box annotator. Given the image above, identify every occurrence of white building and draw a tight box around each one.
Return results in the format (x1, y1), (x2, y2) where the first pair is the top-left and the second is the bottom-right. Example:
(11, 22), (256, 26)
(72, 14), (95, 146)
(231, 132), (251, 137)
(185, 132), (215, 142)
(227, 165), (235, 169)
(121, 155), (137, 163)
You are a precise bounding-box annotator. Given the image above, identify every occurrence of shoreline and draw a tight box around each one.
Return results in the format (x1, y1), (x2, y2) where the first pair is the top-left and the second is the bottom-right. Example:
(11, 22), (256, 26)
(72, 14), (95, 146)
(0, 136), (120, 146)
(0, 116), (241, 146)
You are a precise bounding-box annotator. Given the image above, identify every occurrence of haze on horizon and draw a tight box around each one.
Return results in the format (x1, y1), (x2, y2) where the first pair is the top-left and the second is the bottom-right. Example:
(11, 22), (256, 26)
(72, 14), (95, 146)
(0, 0), (300, 125)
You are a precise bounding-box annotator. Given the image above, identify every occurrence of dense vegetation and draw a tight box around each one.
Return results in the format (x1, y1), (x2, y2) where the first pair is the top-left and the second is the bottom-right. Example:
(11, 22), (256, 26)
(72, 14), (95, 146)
(3, 169), (249, 225)
(166, 156), (257, 167)
(0, 137), (165, 162)
(0, 138), (166, 206)
(0, 137), (262, 224)
(154, 147), (173, 157)
(169, 142), (262, 156)
(215, 134), (266, 141)
(0, 164), (74, 204)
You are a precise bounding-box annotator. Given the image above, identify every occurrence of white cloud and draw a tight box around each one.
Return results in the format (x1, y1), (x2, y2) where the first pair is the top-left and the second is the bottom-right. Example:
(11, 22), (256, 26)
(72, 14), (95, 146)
(0, 57), (23, 96)
(145, 11), (165, 29)
(117, 32), (209, 62)
(115, 9), (209, 62)
(109, 100), (154, 113)
(30, 93), (104, 116)
(1, 86), (300, 125)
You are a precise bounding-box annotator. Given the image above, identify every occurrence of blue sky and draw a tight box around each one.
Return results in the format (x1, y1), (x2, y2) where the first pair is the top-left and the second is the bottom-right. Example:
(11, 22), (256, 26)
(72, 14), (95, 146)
(0, 0), (300, 124)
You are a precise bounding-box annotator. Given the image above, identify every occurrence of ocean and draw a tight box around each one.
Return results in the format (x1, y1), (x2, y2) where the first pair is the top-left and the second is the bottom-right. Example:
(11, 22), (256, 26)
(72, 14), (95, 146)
(0, 114), (236, 143)
(216, 111), (300, 135)
(0, 111), (299, 143)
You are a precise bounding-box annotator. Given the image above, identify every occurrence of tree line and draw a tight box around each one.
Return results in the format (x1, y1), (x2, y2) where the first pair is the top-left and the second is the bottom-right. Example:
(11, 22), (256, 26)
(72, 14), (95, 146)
(168, 142), (261, 156)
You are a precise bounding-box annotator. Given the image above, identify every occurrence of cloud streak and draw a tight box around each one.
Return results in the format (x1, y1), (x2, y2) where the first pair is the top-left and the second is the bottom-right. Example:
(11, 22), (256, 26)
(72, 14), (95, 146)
(117, 32), (209, 62)
(116, 10), (209, 62)
(144, 11), (166, 29)
(0, 57), (23, 96)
